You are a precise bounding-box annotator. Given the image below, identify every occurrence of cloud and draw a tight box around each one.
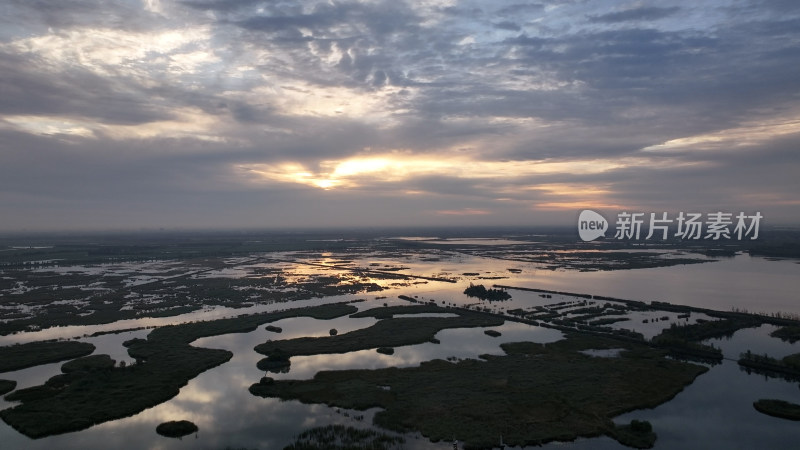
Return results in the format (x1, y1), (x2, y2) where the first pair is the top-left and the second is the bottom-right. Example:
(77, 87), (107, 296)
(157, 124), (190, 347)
(588, 7), (681, 23)
(435, 208), (491, 216)
(0, 0), (799, 230)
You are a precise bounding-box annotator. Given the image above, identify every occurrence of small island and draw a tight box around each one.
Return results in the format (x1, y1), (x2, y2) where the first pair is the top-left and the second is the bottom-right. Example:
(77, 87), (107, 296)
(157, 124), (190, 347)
(770, 326), (800, 343)
(464, 283), (511, 301)
(612, 419), (656, 449)
(257, 348), (292, 372)
(753, 399), (800, 421)
(156, 420), (198, 438)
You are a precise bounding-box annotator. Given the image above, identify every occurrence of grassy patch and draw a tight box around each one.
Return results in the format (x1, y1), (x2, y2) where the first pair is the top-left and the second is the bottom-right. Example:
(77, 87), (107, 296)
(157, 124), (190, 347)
(0, 341), (96, 373)
(284, 424), (404, 450)
(251, 333), (706, 449)
(591, 317), (631, 326)
(753, 399), (800, 421)
(349, 304), (444, 319)
(771, 326), (800, 343)
(0, 303), (357, 438)
(0, 380), (16, 396)
(655, 317), (759, 342)
(61, 355), (116, 373)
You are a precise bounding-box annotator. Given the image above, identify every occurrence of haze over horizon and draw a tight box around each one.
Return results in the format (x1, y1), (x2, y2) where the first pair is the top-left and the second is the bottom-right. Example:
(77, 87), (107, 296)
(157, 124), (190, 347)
(1, 0), (799, 232)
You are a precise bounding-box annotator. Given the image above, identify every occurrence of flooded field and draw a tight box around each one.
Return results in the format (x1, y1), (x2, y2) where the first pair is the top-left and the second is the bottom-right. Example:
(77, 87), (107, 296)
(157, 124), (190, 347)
(0, 233), (799, 449)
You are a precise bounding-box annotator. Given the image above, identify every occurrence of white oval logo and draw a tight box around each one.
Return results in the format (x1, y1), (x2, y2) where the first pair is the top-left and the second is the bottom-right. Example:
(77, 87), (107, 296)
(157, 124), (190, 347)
(578, 210), (608, 241)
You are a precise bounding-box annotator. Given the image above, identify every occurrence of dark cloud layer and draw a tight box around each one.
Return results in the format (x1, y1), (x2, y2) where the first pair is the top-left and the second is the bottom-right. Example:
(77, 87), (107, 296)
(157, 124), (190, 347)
(0, 0), (798, 231)
(588, 7), (681, 23)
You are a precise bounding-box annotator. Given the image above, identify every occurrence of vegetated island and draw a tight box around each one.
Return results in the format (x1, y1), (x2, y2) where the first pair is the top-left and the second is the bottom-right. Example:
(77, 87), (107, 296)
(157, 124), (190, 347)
(260, 348), (291, 373)
(251, 304), (707, 449)
(0, 341), (96, 373)
(253, 305), (503, 371)
(463, 283), (511, 301)
(0, 302), (357, 438)
(770, 325), (800, 343)
(753, 399), (800, 421)
(156, 420), (198, 438)
(649, 318), (757, 364)
(738, 351), (800, 381)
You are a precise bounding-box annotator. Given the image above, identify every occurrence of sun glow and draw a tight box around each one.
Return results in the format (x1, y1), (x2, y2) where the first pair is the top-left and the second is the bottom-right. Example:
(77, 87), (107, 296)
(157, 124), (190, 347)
(236, 152), (714, 212)
(239, 154), (678, 196)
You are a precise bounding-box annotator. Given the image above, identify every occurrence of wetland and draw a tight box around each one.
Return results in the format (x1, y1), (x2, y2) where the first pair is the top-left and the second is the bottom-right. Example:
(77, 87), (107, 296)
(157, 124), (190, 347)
(1, 229), (799, 449)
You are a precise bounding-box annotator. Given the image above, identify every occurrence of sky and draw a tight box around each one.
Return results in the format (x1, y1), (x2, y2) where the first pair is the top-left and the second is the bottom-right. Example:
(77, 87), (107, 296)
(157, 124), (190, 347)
(1, 0), (799, 232)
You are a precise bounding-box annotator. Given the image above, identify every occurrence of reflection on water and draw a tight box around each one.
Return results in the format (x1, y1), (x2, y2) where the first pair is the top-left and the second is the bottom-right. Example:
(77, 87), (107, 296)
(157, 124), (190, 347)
(1, 249), (799, 449)
(420, 239), (534, 246)
(705, 324), (800, 360)
(549, 326), (800, 450)
(0, 309), (561, 449)
(276, 321), (563, 380)
(0, 329), (151, 411)
(396, 253), (799, 324)
(514, 254), (800, 314)
(0, 295), (361, 345)
(603, 309), (717, 340)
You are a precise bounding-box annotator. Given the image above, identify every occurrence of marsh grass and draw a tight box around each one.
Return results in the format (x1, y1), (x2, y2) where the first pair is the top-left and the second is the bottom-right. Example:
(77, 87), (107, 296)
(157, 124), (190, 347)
(753, 399), (800, 421)
(284, 424), (404, 450)
(61, 355), (116, 373)
(251, 333), (706, 449)
(0, 303), (357, 438)
(0, 341), (95, 373)
(0, 380), (16, 396)
(770, 326), (800, 343)
(738, 351), (800, 381)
